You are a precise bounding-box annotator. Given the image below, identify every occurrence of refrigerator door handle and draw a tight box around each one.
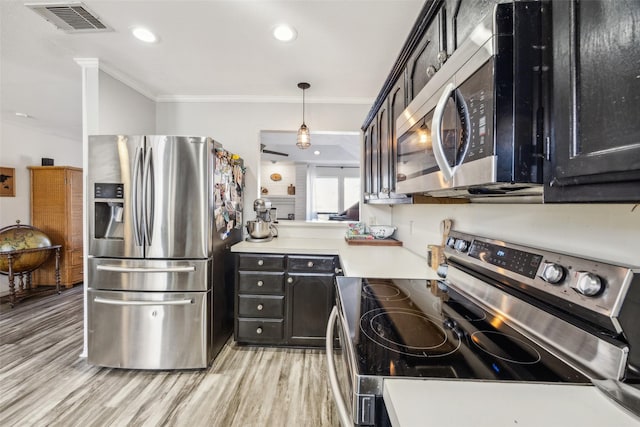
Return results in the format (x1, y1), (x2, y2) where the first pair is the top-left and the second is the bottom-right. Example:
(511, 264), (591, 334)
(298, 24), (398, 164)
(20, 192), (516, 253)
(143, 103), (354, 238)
(96, 265), (196, 273)
(94, 297), (194, 306)
(132, 146), (144, 246)
(143, 146), (154, 245)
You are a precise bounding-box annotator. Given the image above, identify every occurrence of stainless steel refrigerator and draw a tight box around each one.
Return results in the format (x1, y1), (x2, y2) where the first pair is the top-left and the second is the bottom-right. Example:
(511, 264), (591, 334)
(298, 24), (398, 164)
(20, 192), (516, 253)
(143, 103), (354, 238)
(87, 135), (244, 369)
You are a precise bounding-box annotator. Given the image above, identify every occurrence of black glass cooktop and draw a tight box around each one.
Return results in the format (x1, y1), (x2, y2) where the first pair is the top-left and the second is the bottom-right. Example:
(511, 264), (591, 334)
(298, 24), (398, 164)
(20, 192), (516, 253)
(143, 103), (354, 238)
(337, 277), (590, 383)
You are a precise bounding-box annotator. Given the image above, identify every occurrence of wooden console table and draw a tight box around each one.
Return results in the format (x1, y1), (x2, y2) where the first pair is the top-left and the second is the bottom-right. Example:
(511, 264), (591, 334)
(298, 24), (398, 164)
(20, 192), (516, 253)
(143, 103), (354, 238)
(1, 245), (62, 307)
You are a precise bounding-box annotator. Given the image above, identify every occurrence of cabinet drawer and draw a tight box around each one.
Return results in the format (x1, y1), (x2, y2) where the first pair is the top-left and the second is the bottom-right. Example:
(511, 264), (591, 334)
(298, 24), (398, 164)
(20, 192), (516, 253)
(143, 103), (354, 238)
(238, 295), (284, 318)
(236, 318), (284, 342)
(88, 289), (209, 369)
(287, 255), (336, 273)
(238, 272), (284, 294)
(238, 254), (285, 271)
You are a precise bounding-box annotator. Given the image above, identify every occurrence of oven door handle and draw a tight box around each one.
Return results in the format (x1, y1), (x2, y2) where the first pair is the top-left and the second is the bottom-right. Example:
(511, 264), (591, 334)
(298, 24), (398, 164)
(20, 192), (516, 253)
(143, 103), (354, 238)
(431, 82), (457, 183)
(326, 306), (352, 427)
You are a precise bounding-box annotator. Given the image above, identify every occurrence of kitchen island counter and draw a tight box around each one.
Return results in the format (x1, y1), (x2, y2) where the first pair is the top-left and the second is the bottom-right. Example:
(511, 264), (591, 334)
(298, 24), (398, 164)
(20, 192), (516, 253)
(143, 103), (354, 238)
(231, 237), (437, 279)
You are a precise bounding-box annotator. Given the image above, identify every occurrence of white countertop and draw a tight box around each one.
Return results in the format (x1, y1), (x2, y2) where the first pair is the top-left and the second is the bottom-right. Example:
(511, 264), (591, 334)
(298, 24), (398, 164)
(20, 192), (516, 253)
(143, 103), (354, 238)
(383, 379), (640, 427)
(231, 237), (438, 279)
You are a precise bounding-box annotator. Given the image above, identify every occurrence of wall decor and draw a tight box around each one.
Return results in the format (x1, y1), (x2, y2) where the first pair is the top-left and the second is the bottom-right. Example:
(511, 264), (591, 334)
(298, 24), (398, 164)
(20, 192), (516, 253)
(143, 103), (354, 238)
(270, 173), (282, 182)
(0, 167), (15, 197)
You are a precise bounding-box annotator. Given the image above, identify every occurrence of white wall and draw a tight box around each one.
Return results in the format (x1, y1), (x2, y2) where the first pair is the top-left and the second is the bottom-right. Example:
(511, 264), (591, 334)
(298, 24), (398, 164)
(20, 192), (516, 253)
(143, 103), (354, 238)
(0, 66), (155, 297)
(260, 161), (296, 196)
(0, 121), (82, 294)
(363, 202), (640, 267)
(156, 101), (370, 218)
(97, 71), (156, 135)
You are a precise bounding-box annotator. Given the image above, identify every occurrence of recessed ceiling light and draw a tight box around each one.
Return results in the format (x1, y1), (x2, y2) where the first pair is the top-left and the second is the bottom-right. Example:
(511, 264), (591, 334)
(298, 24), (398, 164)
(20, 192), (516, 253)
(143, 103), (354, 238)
(313, 150), (320, 156)
(273, 24), (297, 42)
(15, 112), (31, 118)
(132, 27), (157, 43)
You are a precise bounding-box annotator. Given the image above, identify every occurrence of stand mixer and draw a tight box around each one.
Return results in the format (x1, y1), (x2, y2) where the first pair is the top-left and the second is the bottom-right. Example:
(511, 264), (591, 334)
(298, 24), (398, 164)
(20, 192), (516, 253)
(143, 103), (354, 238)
(246, 198), (278, 242)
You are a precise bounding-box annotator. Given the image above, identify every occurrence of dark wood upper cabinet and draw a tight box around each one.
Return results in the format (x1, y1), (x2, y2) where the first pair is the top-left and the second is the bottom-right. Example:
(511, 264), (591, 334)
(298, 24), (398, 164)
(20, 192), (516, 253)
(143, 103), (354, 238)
(378, 105), (390, 197)
(389, 74), (407, 195)
(370, 122), (380, 199)
(545, 0), (640, 202)
(407, 5), (447, 102)
(363, 130), (372, 200)
(449, 0), (499, 51)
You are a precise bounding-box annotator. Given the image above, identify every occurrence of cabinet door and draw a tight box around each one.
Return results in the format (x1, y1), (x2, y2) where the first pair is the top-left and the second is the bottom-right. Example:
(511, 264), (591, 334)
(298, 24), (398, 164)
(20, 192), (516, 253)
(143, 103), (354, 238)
(450, 0), (497, 51)
(286, 273), (334, 347)
(68, 168), (84, 283)
(363, 129), (371, 200)
(545, 0), (640, 202)
(389, 75), (406, 195)
(378, 104), (391, 198)
(370, 122), (379, 200)
(407, 8), (445, 102)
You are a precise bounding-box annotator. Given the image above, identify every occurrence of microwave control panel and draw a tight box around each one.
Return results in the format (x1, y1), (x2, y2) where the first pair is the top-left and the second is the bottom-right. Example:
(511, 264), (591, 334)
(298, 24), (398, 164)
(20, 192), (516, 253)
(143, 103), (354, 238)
(457, 60), (494, 163)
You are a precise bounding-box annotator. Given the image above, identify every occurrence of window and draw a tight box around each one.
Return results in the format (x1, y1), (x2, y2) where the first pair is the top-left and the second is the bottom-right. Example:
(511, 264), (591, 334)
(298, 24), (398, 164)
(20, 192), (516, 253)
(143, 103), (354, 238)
(343, 177), (360, 209)
(312, 167), (360, 219)
(313, 177), (339, 213)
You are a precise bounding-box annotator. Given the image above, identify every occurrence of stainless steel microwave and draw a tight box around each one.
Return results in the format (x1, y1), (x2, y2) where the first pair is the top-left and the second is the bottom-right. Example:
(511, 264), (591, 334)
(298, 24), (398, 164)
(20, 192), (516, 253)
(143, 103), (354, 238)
(396, 2), (547, 198)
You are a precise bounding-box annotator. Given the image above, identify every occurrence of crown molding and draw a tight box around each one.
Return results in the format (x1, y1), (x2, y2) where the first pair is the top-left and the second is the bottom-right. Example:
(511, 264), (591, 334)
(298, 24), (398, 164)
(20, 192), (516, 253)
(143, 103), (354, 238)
(73, 60), (374, 105)
(73, 57), (100, 68)
(97, 62), (157, 101)
(155, 94), (374, 105)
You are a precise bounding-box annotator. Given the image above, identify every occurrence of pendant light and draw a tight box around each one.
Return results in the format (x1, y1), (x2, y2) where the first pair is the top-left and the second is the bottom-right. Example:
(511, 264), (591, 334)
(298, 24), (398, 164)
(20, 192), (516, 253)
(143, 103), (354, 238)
(296, 82), (311, 149)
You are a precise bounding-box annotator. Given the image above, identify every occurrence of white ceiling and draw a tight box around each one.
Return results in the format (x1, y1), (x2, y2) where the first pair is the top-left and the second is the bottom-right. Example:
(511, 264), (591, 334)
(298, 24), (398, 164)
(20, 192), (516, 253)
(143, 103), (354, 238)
(1, 0), (424, 141)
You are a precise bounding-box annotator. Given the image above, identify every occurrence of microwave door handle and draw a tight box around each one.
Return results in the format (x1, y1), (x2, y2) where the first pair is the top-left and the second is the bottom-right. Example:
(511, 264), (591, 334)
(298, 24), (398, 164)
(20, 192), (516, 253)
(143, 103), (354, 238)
(143, 146), (154, 245)
(131, 147), (143, 246)
(431, 82), (456, 182)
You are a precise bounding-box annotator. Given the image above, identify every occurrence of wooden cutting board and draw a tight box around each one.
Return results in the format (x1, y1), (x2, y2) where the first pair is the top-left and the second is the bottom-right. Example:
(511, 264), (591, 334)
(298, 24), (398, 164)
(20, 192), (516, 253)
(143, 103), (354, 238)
(345, 237), (403, 246)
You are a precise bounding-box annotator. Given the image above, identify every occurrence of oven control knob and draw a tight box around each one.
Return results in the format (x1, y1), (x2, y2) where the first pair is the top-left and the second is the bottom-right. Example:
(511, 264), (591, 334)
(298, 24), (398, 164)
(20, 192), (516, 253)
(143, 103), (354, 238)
(540, 262), (565, 284)
(573, 272), (603, 297)
(454, 239), (469, 252)
(437, 264), (448, 278)
(446, 237), (456, 248)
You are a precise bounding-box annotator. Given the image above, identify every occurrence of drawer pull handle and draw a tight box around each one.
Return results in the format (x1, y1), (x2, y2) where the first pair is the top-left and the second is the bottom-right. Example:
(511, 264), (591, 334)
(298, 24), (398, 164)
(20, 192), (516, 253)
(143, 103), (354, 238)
(257, 304), (264, 311)
(257, 259), (264, 266)
(97, 265), (195, 273)
(256, 327), (263, 335)
(257, 280), (264, 287)
(307, 261), (314, 268)
(287, 277), (293, 284)
(94, 297), (193, 306)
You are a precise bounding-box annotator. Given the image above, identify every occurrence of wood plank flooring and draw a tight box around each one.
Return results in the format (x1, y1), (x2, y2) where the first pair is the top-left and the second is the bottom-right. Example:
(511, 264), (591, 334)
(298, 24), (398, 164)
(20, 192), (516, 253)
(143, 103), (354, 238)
(0, 287), (339, 426)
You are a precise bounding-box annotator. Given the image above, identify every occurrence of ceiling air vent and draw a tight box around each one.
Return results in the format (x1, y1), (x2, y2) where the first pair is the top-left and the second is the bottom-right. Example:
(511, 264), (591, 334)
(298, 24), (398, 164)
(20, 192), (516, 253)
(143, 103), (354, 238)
(25, 1), (112, 33)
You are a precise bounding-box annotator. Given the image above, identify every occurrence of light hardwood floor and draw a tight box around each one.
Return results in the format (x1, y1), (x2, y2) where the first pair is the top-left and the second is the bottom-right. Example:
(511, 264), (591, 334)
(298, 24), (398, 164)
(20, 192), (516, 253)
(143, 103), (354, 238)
(0, 286), (339, 426)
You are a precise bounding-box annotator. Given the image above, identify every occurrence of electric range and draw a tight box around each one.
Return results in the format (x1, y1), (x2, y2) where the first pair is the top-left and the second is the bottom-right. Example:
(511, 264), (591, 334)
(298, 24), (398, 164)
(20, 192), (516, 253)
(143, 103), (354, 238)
(326, 230), (640, 426)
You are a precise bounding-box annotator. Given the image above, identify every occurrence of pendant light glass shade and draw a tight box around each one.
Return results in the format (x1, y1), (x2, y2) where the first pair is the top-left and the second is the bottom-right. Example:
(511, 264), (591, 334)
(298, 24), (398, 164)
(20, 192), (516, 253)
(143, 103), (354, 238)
(297, 124), (310, 148)
(296, 82), (311, 149)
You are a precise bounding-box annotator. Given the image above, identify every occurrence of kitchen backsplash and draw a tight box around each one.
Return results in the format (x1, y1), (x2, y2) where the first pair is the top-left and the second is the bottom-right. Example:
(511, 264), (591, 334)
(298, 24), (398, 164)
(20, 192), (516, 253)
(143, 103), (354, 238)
(369, 203), (640, 267)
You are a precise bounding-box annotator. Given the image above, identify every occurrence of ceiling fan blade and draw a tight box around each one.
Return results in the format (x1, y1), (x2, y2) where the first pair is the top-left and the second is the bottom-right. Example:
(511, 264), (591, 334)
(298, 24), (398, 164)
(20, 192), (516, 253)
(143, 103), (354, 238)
(261, 144), (289, 157)
(262, 149), (289, 157)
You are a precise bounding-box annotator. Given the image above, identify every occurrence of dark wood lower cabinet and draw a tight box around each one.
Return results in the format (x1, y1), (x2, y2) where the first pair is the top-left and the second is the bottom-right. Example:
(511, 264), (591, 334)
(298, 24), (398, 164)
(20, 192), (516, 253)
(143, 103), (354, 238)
(287, 273), (334, 346)
(235, 253), (339, 347)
